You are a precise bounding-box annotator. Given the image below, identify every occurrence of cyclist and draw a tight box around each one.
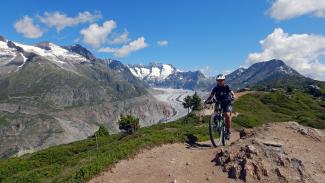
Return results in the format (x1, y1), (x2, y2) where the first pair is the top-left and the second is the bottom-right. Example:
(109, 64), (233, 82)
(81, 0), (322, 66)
(205, 74), (235, 140)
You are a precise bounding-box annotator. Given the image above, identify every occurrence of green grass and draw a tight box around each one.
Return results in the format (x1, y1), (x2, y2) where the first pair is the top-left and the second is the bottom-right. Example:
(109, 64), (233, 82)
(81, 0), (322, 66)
(0, 115), (210, 183)
(233, 91), (325, 129)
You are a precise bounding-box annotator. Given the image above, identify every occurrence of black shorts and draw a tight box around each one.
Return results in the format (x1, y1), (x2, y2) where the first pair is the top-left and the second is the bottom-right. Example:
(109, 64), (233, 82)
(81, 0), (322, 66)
(215, 102), (232, 113)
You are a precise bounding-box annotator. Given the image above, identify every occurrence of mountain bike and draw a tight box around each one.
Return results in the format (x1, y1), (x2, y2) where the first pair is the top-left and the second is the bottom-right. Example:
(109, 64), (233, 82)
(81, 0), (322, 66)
(205, 101), (226, 147)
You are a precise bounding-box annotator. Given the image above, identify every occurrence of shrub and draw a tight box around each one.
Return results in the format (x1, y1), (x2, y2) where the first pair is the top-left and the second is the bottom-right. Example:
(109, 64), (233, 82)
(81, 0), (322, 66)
(191, 92), (203, 111)
(118, 115), (140, 134)
(94, 125), (109, 137)
(182, 95), (192, 115)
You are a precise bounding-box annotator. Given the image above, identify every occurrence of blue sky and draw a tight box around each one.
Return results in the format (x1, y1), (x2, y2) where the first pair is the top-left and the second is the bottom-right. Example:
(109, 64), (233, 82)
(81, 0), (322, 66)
(1, 0), (325, 80)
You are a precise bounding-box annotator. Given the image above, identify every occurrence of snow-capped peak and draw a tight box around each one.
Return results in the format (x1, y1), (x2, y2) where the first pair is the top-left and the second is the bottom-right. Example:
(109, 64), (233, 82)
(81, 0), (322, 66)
(128, 63), (177, 80)
(13, 41), (89, 64)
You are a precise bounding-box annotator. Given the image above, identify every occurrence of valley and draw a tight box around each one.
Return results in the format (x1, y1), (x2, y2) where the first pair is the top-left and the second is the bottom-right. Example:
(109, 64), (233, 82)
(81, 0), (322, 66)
(152, 88), (209, 123)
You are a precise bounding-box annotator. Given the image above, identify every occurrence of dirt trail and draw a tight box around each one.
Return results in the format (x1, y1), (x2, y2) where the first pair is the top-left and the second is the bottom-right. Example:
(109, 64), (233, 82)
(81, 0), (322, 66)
(89, 130), (240, 183)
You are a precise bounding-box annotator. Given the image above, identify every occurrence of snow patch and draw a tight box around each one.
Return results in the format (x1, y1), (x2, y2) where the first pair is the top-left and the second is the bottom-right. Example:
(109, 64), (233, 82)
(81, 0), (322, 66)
(161, 64), (175, 79)
(278, 66), (293, 74)
(14, 42), (88, 64)
(15, 53), (27, 72)
(150, 67), (161, 78)
(0, 40), (16, 57)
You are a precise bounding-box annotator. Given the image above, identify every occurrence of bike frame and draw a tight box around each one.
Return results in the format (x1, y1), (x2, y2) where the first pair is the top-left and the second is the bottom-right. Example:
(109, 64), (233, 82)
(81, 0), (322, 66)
(208, 103), (226, 147)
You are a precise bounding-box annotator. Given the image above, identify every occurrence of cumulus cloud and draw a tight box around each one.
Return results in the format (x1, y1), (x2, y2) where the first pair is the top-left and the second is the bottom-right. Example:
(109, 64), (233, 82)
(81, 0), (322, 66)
(14, 16), (44, 38)
(246, 28), (325, 79)
(99, 37), (148, 57)
(108, 30), (130, 45)
(157, 40), (168, 46)
(38, 11), (101, 31)
(268, 0), (325, 20)
(80, 20), (116, 48)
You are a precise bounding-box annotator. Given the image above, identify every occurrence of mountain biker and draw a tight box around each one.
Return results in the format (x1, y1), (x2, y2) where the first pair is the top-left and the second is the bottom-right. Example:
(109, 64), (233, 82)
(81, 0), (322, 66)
(205, 74), (235, 140)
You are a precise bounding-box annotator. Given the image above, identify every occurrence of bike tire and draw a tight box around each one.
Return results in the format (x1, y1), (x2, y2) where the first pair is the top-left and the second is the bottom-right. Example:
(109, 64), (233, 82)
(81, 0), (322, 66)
(209, 112), (224, 147)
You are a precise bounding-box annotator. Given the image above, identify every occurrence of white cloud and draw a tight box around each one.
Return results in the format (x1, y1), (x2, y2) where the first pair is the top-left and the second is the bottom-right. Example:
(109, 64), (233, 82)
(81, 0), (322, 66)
(157, 40), (168, 46)
(246, 28), (325, 80)
(108, 30), (130, 45)
(268, 0), (325, 20)
(14, 16), (44, 38)
(38, 11), (101, 32)
(99, 37), (148, 57)
(80, 20), (116, 48)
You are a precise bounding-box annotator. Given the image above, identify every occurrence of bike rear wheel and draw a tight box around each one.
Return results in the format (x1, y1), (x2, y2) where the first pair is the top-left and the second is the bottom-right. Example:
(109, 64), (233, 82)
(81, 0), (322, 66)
(209, 112), (225, 147)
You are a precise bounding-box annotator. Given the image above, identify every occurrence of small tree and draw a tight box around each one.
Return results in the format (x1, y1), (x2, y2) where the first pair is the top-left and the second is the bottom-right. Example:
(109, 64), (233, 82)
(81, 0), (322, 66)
(191, 92), (203, 111)
(182, 95), (193, 115)
(94, 125), (110, 137)
(118, 115), (140, 134)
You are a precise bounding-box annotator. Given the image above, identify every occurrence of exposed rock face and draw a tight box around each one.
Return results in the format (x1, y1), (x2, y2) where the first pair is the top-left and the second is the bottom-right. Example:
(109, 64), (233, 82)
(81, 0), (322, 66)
(0, 95), (169, 158)
(213, 122), (325, 182)
(63, 44), (96, 60)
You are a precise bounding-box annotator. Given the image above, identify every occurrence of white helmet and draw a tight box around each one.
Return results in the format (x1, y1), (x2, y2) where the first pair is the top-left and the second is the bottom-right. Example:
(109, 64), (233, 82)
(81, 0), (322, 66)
(216, 74), (226, 80)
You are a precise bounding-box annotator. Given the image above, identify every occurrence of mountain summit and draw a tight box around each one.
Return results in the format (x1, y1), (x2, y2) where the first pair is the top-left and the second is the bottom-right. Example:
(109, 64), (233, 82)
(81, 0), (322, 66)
(127, 63), (211, 90)
(227, 59), (304, 90)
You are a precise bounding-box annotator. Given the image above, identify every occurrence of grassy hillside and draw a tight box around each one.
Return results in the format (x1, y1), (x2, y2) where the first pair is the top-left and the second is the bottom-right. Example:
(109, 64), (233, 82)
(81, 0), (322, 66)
(252, 75), (325, 91)
(233, 91), (325, 129)
(0, 115), (210, 183)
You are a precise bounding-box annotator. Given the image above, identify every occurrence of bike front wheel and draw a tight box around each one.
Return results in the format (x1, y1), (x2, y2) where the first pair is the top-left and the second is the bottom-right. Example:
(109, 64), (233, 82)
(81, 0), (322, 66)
(209, 112), (225, 147)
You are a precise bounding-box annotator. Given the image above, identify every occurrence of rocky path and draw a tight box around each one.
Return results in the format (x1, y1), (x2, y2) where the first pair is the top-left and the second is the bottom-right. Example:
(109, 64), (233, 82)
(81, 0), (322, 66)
(89, 130), (240, 183)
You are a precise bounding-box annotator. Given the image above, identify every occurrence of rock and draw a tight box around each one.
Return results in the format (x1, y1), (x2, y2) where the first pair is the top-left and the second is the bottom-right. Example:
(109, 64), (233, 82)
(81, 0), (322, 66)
(246, 145), (257, 154)
(239, 129), (254, 139)
(297, 128), (308, 135)
(206, 176), (212, 181)
(216, 156), (227, 165)
(275, 168), (288, 183)
(228, 165), (238, 179)
(262, 141), (283, 147)
(218, 148), (225, 156)
(173, 178), (177, 183)
(243, 160), (255, 181)
(185, 162), (190, 166)
(227, 152), (235, 162)
(262, 167), (268, 176)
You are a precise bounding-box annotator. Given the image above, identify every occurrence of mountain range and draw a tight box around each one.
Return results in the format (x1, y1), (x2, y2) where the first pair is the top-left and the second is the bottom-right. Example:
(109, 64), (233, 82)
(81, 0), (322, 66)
(0, 36), (170, 158)
(127, 63), (212, 90)
(128, 60), (325, 91)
